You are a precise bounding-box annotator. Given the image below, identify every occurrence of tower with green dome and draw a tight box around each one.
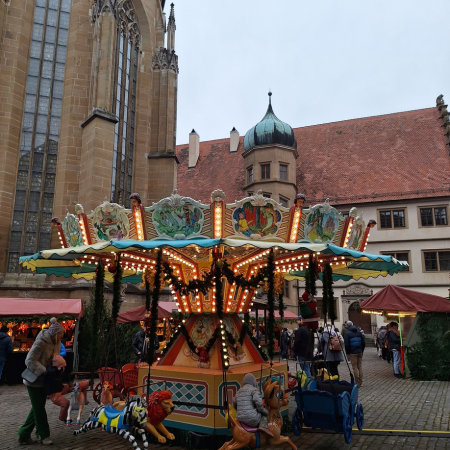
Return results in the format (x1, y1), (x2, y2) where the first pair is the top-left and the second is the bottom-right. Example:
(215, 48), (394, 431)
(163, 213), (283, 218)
(243, 92), (298, 207)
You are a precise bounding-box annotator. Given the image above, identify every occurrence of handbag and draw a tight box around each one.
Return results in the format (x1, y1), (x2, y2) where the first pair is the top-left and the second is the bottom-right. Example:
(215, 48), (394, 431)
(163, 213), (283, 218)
(328, 335), (341, 351)
(22, 368), (38, 384)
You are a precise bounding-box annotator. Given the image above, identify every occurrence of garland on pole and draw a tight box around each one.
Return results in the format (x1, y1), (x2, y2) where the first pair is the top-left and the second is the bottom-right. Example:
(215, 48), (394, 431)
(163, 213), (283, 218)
(321, 264), (329, 323)
(91, 260), (105, 367)
(111, 254), (122, 323)
(266, 249), (276, 362)
(308, 253), (317, 296)
(145, 278), (151, 311)
(147, 249), (162, 365)
(321, 262), (335, 324)
(278, 293), (284, 323)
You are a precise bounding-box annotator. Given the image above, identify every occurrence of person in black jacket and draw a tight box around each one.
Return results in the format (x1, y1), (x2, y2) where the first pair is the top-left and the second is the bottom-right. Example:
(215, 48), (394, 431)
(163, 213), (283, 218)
(293, 316), (313, 376)
(344, 321), (365, 386)
(132, 326), (159, 362)
(387, 322), (402, 378)
(0, 325), (13, 385)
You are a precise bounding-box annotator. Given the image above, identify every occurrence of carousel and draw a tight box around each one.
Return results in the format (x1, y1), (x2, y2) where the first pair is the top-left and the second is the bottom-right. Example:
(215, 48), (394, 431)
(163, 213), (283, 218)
(20, 189), (408, 439)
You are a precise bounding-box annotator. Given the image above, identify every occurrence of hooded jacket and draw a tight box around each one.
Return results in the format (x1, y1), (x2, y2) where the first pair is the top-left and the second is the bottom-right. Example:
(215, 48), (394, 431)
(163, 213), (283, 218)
(293, 325), (313, 359)
(232, 373), (268, 427)
(0, 332), (13, 363)
(344, 326), (365, 355)
(24, 329), (60, 387)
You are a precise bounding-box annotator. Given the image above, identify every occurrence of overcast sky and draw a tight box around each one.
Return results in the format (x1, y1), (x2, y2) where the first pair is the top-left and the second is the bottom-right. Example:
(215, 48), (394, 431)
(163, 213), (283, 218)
(173, 1), (449, 144)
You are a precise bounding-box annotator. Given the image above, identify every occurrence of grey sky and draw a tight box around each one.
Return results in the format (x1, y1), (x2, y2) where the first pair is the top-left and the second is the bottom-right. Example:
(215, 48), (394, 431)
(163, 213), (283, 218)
(174, 1), (449, 144)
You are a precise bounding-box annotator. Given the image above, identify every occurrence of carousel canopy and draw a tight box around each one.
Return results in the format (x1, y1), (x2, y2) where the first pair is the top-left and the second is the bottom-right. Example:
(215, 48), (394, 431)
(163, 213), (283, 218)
(117, 302), (177, 323)
(0, 298), (83, 318)
(360, 285), (450, 313)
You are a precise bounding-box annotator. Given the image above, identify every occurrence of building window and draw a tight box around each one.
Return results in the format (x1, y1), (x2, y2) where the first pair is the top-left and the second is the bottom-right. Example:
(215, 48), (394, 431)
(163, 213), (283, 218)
(247, 167), (253, 184)
(381, 252), (410, 271)
(261, 164), (270, 180)
(341, 212), (349, 218)
(279, 197), (288, 208)
(279, 164), (287, 180)
(283, 280), (289, 297)
(316, 297), (339, 321)
(423, 251), (450, 271)
(420, 207), (448, 227)
(111, 0), (140, 207)
(379, 209), (406, 229)
(7, 0), (72, 273)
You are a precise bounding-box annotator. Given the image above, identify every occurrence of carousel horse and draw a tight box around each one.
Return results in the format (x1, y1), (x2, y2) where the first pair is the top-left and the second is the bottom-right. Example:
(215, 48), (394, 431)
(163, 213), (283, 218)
(74, 395), (149, 450)
(219, 379), (297, 450)
(66, 382), (87, 426)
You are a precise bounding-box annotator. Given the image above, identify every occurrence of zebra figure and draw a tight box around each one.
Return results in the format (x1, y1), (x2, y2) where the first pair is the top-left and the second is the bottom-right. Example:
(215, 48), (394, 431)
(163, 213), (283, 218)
(74, 395), (149, 450)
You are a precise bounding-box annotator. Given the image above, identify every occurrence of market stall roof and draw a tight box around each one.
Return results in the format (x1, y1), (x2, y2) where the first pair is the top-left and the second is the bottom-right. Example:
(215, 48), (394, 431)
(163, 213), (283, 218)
(19, 238), (408, 283)
(117, 301), (178, 324)
(0, 298), (83, 318)
(250, 310), (298, 319)
(360, 285), (450, 313)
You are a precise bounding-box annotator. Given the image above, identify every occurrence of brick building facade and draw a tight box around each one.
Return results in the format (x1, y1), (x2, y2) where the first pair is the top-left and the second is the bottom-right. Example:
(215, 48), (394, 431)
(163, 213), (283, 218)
(0, 0), (178, 300)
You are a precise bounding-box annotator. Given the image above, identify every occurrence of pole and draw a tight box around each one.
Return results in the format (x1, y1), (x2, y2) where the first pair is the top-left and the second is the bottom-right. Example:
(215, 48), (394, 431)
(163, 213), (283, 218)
(398, 313), (404, 375)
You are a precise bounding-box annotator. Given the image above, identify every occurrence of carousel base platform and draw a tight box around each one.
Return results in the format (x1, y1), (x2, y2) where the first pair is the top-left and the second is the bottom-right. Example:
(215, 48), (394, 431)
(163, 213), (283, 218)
(137, 362), (289, 435)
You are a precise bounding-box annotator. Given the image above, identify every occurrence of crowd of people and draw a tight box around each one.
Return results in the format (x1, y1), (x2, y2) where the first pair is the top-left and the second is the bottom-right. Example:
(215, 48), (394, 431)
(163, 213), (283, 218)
(375, 321), (402, 377)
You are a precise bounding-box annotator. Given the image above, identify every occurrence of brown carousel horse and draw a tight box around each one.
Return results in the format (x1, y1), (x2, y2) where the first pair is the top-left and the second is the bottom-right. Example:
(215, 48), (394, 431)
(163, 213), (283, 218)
(219, 379), (297, 450)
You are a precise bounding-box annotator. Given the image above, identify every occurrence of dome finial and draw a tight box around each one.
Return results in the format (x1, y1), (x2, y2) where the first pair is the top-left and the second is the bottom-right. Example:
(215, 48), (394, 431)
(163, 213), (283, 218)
(268, 90), (272, 104)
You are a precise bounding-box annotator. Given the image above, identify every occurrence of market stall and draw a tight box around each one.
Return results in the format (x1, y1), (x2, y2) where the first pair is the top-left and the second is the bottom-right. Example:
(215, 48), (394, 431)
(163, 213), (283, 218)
(19, 191), (407, 437)
(0, 298), (83, 383)
(360, 285), (450, 378)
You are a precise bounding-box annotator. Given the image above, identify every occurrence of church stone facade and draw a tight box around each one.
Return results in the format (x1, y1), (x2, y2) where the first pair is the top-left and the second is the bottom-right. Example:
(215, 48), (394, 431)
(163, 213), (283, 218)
(0, 0), (178, 298)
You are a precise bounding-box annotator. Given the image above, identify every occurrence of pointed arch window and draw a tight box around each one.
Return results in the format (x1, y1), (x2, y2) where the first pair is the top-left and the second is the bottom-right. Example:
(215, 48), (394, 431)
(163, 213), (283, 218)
(111, 0), (140, 207)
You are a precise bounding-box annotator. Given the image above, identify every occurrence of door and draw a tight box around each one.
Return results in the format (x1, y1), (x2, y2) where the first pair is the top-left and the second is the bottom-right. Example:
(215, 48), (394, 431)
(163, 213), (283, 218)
(348, 302), (372, 334)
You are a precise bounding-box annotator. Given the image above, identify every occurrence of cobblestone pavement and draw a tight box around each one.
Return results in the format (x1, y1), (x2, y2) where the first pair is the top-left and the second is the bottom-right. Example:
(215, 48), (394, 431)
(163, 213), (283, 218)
(1, 348), (449, 450)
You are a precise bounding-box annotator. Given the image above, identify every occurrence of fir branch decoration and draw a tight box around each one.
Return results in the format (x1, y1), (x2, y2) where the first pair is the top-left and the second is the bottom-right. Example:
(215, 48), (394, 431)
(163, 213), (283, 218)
(91, 261), (105, 367)
(308, 253), (317, 296)
(214, 263), (224, 319)
(305, 268), (311, 295)
(111, 255), (122, 323)
(323, 262), (335, 324)
(148, 249), (162, 365)
(278, 293), (284, 322)
(267, 249), (276, 362)
(145, 279), (151, 311)
(180, 323), (198, 354)
(244, 312), (250, 329)
(321, 264), (329, 323)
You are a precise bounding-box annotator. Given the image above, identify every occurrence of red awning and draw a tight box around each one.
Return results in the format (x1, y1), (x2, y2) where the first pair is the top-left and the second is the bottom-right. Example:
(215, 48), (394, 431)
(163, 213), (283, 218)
(360, 285), (450, 313)
(0, 298), (83, 318)
(117, 302), (178, 324)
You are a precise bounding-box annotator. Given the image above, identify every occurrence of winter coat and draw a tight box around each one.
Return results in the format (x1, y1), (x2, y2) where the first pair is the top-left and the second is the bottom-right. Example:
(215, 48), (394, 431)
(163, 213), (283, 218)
(293, 325), (313, 359)
(232, 384), (268, 427)
(0, 332), (13, 363)
(59, 343), (66, 357)
(377, 327), (388, 346)
(24, 329), (60, 387)
(280, 331), (289, 350)
(44, 365), (64, 396)
(344, 326), (365, 355)
(318, 331), (344, 362)
(132, 330), (159, 357)
(387, 330), (401, 351)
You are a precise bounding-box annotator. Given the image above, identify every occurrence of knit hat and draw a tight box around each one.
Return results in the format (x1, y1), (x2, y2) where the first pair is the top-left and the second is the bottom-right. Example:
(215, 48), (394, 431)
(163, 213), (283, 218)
(47, 317), (64, 337)
(242, 373), (257, 388)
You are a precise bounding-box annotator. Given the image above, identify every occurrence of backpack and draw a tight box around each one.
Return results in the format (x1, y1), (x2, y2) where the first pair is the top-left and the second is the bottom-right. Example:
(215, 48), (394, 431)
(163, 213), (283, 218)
(328, 335), (341, 351)
(377, 328), (388, 346)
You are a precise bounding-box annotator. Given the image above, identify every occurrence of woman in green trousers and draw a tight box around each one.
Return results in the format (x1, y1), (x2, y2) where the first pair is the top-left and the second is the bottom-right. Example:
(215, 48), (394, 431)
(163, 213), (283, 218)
(18, 318), (64, 445)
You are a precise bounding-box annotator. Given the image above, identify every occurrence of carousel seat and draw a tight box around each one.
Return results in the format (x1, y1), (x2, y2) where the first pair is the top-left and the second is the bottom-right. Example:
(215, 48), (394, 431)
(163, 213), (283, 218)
(240, 422), (258, 433)
(103, 405), (122, 420)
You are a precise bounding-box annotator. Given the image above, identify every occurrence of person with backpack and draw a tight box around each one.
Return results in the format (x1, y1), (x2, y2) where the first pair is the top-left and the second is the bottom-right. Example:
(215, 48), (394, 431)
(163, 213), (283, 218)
(317, 329), (344, 378)
(344, 321), (365, 386)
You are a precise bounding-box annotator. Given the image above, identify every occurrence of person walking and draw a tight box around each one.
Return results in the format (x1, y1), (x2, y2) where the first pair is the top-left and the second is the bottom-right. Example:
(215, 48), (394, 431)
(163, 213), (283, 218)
(344, 321), (365, 386)
(0, 325), (13, 389)
(293, 316), (313, 377)
(18, 317), (64, 445)
(387, 322), (402, 378)
(280, 328), (290, 360)
(318, 329), (344, 379)
(376, 326), (388, 360)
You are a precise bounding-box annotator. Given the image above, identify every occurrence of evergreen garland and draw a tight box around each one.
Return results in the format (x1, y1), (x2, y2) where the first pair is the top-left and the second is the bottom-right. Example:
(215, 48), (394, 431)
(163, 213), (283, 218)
(148, 249), (162, 365)
(321, 264), (329, 323)
(326, 264), (336, 324)
(180, 323), (198, 354)
(91, 261), (105, 368)
(214, 263), (224, 319)
(145, 279), (151, 311)
(0, 315), (77, 326)
(244, 312), (250, 329)
(278, 293), (284, 322)
(267, 249), (276, 362)
(305, 268), (311, 295)
(308, 253), (317, 296)
(111, 255), (122, 323)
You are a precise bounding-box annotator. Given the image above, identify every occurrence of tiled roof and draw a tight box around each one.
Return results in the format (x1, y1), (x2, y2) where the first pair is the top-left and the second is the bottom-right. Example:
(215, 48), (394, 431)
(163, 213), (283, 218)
(176, 107), (450, 205)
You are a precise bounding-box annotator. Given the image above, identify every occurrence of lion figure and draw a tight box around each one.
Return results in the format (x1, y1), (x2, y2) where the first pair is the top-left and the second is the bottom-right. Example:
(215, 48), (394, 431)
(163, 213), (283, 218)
(145, 390), (175, 444)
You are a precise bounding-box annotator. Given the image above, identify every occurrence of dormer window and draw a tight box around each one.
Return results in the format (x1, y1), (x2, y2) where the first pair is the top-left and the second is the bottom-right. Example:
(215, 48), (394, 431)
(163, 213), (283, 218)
(280, 164), (287, 180)
(261, 164), (270, 180)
